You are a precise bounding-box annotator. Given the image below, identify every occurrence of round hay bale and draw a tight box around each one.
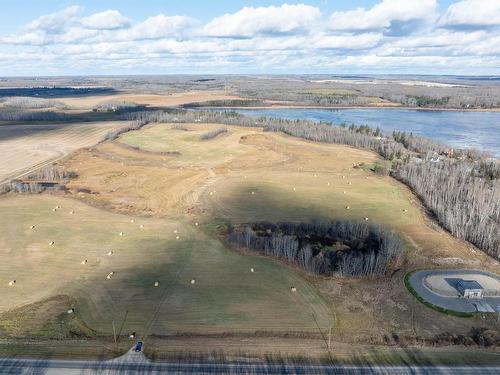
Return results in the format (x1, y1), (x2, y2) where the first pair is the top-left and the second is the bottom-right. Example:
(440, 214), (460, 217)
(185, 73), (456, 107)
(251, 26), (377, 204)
(250, 268), (255, 273)
(52, 208), (57, 212)
(67, 308), (74, 314)
(139, 224), (144, 229)
(30, 225), (35, 229)
(342, 176), (346, 179)
(327, 182), (330, 186)
(49, 241), (54, 246)
(314, 174), (317, 178)
(292, 187), (296, 192)
(130, 219), (135, 223)
(290, 287), (297, 292)
(190, 279), (196, 284)
(343, 191), (347, 194)
(56, 206), (60, 209)
(154, 281), (159, 287)
(81, 259), (88, 265)
(348, 182), (352, 185)
(176, 236), (180, 240)
(345, 206), (350, 210)
(107, 251), (113, 256)
(194, 222), (199, 226)
(173, 229), (178, 234)
(129, 332), (136, 339)
(69, 210), (74, 215)
(8, 280), (16, 287)
(106, 272), (115, 280)
(364, 217), (369, 221)
(403, 209), (408, 213)
(251, 191), (255, 195)
(119, 232), (124, 236)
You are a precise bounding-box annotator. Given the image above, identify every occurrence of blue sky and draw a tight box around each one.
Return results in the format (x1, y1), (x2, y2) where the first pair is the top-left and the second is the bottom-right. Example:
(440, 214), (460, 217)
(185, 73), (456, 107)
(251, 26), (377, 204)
(0, 0), (498, 76)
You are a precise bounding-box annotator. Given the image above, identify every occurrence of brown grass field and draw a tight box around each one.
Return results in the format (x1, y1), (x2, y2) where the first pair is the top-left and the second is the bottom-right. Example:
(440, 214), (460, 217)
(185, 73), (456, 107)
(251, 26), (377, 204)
(0, 119), (499, 360)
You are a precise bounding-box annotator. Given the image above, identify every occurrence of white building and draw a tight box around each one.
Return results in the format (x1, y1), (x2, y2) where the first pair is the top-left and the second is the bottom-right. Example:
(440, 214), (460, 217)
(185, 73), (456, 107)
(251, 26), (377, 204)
(457, 280), (483, 299)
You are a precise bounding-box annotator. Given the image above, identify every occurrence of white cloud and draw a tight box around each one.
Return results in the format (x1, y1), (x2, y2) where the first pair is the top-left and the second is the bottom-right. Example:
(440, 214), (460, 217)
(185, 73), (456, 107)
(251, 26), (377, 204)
(0, 2), (499, 75)
(81, 10), (130, 30)
(117, 14), (195, 41)
(439, 0), (500, 29)
(203, 4), (321, 37)
(329, 0), (436, 35)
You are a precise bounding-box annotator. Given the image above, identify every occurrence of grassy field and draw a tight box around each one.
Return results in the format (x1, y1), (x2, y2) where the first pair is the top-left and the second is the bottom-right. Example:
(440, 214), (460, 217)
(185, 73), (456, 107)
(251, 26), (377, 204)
(0, 195), (332, 338)
(1, 121), (498, 358)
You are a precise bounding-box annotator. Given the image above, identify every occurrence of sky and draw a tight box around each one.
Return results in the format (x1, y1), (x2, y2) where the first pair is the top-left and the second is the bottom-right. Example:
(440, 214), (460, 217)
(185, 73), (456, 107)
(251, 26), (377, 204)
(0, 0), (498, 76)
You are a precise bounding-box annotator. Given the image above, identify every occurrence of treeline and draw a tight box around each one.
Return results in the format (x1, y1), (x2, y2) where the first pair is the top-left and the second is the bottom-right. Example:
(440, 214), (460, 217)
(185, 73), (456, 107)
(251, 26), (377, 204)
(0, 109), (69, 121)
(200, 127), (228, 140)
(227, 221), (404, 277)
(1, 96), (64, 109)
(26, 165), (77, 181)
(394, 160), (500, 259)
(121, 109), (499, 260)
(183, 99), (268, 108)
(103, 120), (149, 141)
(92, 100), (143, 113)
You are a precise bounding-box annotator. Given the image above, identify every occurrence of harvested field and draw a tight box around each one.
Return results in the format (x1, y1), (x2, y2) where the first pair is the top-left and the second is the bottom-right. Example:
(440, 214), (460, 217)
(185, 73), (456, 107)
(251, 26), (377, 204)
(0, 121), (132, 183)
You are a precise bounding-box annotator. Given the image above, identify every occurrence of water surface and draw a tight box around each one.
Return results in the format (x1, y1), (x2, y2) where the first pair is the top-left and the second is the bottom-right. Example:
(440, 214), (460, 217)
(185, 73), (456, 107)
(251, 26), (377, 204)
(233, 108), (500, 156)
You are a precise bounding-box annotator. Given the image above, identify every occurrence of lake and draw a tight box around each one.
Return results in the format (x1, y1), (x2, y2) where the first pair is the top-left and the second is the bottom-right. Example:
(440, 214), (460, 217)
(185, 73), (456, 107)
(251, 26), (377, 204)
(232, 108), (500, 157)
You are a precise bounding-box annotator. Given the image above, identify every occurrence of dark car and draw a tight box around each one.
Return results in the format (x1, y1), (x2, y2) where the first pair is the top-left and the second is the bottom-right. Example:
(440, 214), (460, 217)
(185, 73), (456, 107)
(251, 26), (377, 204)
(134, 341), (143, 352)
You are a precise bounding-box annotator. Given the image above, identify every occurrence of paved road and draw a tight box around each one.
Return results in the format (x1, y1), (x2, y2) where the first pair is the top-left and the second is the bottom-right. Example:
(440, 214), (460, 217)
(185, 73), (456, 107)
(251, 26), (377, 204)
(409, 269), (500, 313)
(1, 358), (500, 374)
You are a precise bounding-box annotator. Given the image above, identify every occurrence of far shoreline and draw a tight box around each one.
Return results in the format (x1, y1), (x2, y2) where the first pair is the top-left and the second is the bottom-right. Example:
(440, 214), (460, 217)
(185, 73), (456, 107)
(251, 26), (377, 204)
(188, 104), (500, 112)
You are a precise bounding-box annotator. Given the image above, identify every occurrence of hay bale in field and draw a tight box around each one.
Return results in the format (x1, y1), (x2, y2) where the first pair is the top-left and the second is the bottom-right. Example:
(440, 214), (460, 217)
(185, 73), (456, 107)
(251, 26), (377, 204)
(129, 332), (136, 339)
(139, 224), (144, 228)
(30, 225), (35, 229)
(327, 182), (330, 186)
(314, 174), (317, 178)
(343, 191), (347, 194)
(81, 259), (88, 265)
(107, 251), (113, 256)
(8, 280), (16, 287)
(69, 210), (74, 215)
(342, 176), (345, 179)
(119, 232), (124, 236)
(345, 206), (350, 210)
(130, 219), (135, 223)
(251, 191), (255, 195)
(290, 287), (297, 292)
(194, 222), (199, 226)
(67, 308), (74, 314)
(250, 268), (255, 273)
(106, 272), (115, 280)
(293, 187), (296, 192)
(348, 182), (352, 185)
(176, 235), (180, 240)
(49, 241), (54, 246)
(403, 209), (408, 213)
(190, 279), (196, 284)
(173, 229), (178, 234)
(365, 217), (369, 221)
(154, 281), (159, 287)
(56, 206), (60, 209)
(52, 208), (57, 212)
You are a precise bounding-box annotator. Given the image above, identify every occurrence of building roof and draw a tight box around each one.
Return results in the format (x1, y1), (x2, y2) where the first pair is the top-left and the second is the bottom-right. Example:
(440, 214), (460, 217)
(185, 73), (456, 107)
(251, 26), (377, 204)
(458, 279), (483, 290)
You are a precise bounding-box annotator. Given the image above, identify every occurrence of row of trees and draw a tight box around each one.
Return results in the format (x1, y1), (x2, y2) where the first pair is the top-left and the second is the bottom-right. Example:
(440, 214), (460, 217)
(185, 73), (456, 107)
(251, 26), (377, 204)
(0, 109), (69, 121)
(122, 109), (499, 260)
(227, 221), (404, 277)
(200, 127), (228, 140)
(1, 96), (64, 109)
